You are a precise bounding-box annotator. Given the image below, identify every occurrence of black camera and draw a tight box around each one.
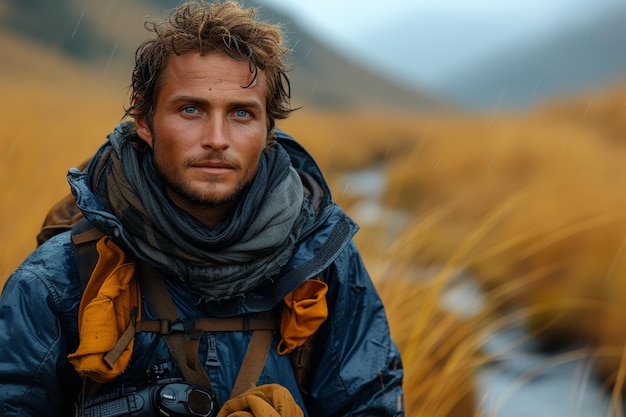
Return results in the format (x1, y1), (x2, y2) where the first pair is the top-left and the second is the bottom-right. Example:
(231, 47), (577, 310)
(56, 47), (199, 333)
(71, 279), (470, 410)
(81, 378), (219, 417)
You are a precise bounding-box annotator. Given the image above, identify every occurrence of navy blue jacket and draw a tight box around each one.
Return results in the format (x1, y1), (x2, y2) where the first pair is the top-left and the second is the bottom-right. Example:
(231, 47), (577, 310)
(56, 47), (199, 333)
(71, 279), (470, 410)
(0, 129), (404, 416)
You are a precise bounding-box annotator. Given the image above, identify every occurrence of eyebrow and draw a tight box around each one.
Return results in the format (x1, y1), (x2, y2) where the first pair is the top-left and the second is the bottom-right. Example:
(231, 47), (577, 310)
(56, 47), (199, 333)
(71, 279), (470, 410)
(169, 95), (208, 108)
(227, 100), (264, 111)
(168, 95), (264, 111)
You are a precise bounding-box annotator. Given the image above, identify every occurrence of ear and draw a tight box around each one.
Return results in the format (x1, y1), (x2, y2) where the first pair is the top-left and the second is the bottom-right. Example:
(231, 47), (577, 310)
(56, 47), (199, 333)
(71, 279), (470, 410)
(134, 118), (154, 147)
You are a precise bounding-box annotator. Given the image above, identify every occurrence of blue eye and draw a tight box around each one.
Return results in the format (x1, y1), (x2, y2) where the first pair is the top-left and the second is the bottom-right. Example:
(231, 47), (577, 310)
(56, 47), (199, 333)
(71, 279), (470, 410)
(235, 110), (249, 118)
(183, 106), (197, 114)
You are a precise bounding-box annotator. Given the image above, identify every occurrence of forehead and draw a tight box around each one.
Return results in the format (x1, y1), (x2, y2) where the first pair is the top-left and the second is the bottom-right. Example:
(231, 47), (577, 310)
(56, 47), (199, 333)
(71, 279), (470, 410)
(159, 51), (267, 97)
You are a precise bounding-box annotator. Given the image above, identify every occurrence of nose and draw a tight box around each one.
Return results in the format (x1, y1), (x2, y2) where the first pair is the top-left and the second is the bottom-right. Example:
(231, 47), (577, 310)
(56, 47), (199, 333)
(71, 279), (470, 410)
(201, 117), (229, 150)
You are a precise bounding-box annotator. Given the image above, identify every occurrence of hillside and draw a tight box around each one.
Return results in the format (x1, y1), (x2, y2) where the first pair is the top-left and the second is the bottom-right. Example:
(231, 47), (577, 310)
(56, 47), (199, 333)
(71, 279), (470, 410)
(0, 0), (448, 112)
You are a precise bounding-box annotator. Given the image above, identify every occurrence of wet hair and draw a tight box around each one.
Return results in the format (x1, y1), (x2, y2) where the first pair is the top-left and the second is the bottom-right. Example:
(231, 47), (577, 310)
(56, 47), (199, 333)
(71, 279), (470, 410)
(125, 1), (294, 135)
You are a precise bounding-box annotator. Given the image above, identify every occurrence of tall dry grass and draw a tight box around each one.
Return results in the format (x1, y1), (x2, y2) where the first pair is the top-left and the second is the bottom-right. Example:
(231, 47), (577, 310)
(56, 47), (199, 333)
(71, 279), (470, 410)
(381, 93), (626, 395)
(0, 31), (128, 278)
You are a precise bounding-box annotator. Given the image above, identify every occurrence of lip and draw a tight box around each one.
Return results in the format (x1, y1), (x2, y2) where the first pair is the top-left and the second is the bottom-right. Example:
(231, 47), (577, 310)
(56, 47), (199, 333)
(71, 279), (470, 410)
(191, 160), (234, 175)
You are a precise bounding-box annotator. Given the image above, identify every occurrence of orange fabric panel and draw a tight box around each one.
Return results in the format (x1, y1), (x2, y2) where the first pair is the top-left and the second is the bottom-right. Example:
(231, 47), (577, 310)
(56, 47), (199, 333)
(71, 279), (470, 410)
(67, 236), (140, 383)
(277, 279), (328, 355)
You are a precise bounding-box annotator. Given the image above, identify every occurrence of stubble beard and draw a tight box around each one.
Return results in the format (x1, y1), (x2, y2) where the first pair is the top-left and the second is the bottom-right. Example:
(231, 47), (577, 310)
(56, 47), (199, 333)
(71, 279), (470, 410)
(154, 160), (250, 209)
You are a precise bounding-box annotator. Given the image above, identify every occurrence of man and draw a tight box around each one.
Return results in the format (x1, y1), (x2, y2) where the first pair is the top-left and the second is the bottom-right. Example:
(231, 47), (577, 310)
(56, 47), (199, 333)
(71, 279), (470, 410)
(0, 1), (404, 416)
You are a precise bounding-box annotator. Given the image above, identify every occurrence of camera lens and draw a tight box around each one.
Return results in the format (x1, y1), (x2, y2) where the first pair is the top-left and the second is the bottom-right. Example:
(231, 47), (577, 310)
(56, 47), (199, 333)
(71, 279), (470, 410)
(188, 388), (216, 417)
(155, 382), (217, 417)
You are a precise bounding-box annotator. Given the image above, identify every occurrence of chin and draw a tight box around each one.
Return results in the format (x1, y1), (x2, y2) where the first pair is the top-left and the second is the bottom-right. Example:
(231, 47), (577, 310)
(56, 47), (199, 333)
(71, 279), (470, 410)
(197, 188), (239, 206)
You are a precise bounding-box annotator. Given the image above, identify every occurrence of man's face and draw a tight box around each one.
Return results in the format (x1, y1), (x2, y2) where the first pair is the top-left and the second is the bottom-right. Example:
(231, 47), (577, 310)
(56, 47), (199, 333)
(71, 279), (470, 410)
(135, 51), (269, 227)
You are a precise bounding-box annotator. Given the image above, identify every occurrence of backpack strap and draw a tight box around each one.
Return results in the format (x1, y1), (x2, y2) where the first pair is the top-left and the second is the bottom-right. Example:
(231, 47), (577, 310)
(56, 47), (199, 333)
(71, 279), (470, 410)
(137, 261), (276, 398)
(69, 220), (111, 410)
(70, 218), (104, 290)
(290, 334), (317, 395)
(137, 260), (215, 389)
(229, 320), (274, 398)
(135, 317), (278, 333)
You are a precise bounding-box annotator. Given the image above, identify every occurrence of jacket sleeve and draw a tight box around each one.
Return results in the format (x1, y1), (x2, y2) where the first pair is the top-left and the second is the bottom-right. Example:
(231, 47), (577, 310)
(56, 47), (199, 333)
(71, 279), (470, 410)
(0, 242), (82, 417)
(304, 242), (404, 417)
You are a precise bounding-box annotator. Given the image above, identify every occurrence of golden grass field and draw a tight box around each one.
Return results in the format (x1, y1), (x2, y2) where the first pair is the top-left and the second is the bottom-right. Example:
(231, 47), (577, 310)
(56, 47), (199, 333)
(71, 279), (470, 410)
(4, 30), (626, 416)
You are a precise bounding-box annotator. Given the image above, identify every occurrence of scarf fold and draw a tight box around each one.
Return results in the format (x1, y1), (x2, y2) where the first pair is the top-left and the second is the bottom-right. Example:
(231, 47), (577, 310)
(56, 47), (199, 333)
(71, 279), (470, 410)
(89, 121), (307, 302)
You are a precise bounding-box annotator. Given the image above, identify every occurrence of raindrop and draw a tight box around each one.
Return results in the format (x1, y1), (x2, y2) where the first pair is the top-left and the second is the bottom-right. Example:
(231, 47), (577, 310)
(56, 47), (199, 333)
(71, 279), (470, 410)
(581, 98), (594, 121)
(485, 154), (495, 174)
(531, 55), (562, 100)
(302, 48), (313, 62)
(71, 5), (87, 40)
(103, 39), (120, 75)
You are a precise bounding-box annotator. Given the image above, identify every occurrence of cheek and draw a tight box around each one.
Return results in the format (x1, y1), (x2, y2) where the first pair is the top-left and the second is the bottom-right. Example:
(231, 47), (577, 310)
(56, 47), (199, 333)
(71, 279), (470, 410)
(150, 137), (178, 167)
(239, 144), (264, 178)
(249, 143), (267, 168)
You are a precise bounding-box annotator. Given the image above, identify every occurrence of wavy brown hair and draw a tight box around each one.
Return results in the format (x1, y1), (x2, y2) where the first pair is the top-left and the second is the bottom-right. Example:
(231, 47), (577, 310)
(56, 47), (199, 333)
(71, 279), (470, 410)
(125, 1), (294, 135)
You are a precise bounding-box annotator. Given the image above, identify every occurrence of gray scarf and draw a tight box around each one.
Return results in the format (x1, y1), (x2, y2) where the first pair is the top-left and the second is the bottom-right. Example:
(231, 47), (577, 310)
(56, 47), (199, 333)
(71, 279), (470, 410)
(90, 121), (306, 302)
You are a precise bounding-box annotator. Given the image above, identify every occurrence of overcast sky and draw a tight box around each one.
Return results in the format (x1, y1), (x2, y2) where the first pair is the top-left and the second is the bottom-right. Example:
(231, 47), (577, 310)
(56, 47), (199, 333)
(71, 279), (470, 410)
(261, 0), (616, 41)
(260, 0), (623, 87)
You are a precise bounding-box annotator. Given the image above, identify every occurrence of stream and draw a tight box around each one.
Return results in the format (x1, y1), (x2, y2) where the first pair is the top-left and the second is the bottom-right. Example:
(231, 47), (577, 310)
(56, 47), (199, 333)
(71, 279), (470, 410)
(478, 324), (616, 417)
(339, 167), (622, 417)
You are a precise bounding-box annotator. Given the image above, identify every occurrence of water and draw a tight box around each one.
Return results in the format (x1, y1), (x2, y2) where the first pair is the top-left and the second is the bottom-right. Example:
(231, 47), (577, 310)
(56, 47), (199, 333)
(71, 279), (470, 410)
(478, 325), (617, 417)
(437, 273), (616, 416)
(340, 166), (622, 417)
(339, 167), (412, 233)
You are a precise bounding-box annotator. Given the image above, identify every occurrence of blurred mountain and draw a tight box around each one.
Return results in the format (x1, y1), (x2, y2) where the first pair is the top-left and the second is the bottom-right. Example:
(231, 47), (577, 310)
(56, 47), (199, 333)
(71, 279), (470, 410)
(337, 3), (626, 111)
(430, 7), (626, 110)
(0, 0), (448, 112)
(0, 0), (111, 60)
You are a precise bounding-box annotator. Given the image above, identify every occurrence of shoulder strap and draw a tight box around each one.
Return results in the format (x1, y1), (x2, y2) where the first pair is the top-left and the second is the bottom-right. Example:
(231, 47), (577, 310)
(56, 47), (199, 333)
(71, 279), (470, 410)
(137, 260), (215, 389)
(229, 321), (274, 398)
(137, 261), (274, 399)
(290, 334), (318, 395)
(71, 218), (104, 290)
